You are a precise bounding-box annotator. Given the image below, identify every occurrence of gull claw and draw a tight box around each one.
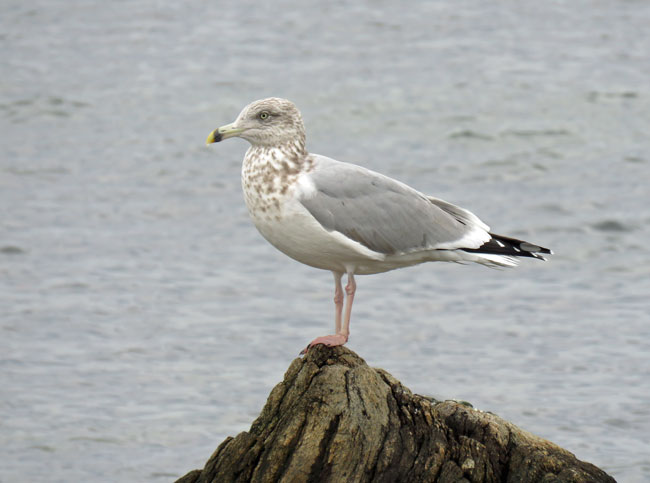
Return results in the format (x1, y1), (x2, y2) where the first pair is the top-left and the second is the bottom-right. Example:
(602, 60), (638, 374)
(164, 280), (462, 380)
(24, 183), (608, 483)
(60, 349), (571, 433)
(300, 334), (348, 355)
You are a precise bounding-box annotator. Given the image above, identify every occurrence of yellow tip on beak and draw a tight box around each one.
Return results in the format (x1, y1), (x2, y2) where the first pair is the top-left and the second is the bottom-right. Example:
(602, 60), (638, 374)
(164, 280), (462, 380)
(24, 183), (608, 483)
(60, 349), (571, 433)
(205, 122), (243, 146)
(205, 130), (217, 145)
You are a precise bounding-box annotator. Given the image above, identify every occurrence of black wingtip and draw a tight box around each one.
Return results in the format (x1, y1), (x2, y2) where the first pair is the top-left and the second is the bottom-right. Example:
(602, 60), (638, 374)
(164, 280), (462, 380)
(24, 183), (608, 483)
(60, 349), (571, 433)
(463, 233), (552, 260)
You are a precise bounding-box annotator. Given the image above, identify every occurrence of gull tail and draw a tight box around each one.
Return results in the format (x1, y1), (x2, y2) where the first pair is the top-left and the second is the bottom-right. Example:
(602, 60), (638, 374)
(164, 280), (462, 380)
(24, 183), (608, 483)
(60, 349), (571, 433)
(461, 233), (552, 266)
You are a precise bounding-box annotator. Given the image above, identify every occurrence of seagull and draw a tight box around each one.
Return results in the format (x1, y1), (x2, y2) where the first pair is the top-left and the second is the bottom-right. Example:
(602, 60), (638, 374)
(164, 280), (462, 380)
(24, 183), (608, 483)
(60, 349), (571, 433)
(206, 98), (551, 353)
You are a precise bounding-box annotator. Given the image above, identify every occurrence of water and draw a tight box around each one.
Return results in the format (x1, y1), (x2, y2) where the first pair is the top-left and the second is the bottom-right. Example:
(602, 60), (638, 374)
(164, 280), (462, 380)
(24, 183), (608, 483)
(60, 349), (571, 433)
(2, 1), (649, 481)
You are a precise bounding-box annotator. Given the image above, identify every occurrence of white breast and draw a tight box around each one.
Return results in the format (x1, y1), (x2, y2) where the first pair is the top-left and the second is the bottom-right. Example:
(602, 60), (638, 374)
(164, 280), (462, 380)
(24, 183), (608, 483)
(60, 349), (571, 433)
(242, 162), (385, 273)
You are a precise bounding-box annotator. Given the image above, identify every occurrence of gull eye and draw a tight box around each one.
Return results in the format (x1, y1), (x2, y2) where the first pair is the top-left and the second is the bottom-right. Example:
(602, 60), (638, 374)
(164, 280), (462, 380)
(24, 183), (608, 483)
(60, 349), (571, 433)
(258, 111), (270, 120)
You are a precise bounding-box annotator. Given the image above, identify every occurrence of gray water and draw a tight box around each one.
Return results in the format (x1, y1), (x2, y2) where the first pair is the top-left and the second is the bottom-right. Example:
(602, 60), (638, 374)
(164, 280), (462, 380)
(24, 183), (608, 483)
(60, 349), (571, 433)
(2, 1), (649, 481)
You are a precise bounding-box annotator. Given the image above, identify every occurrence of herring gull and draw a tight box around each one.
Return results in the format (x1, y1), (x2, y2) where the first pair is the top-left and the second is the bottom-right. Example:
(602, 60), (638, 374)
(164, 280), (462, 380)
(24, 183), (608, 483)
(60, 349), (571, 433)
(206, 98), (551, 353)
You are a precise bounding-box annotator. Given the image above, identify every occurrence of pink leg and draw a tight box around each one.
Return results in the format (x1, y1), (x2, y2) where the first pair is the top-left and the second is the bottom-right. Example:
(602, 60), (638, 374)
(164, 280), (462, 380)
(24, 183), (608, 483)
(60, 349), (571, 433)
(333, 272), (344, 334)
(302, 272), (356, 354)
(341, 273), (356, 339)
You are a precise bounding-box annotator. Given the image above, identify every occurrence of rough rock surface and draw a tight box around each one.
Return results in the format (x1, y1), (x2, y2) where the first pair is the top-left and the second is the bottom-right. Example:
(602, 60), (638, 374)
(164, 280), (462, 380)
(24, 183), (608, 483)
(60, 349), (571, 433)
(176, 345), (615, 483)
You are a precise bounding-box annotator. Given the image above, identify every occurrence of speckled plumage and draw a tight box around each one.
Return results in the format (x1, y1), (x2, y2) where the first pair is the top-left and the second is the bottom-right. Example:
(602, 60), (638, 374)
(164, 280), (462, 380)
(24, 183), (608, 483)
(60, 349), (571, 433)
(241, 142), (314, 223)
(206, 98), (551, 353)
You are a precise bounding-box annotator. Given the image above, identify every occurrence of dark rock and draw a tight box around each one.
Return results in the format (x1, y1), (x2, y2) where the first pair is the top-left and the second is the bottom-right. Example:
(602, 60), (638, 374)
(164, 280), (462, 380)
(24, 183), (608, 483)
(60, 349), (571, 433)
(176, 345), (615, 483)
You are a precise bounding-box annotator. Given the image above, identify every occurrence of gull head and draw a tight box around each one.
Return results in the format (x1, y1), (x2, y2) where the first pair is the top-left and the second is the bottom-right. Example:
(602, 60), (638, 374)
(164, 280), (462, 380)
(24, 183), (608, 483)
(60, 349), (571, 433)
(206, 97), (306, 149)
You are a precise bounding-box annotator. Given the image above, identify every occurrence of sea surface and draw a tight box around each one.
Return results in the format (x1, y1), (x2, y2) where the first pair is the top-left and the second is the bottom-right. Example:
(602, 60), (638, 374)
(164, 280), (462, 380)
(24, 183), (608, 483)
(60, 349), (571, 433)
(2, 1), (649, 481)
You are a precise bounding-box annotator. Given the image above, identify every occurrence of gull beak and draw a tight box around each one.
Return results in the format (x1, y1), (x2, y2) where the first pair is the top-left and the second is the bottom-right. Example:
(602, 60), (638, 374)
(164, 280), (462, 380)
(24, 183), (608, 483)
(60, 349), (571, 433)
(206, 122), (244, 145)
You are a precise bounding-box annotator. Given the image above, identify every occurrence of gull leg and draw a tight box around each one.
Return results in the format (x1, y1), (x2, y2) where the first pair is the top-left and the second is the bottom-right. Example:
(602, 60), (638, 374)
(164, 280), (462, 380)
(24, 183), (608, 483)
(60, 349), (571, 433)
(301, 271), (354, 354)
(333, 271), (344, 334)
(341, 272), (356, 340)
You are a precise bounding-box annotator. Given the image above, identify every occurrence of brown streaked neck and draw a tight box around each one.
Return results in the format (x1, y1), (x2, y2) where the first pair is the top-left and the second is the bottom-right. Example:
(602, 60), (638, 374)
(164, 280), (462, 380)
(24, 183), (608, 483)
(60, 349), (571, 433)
(245, 139), (309, 172)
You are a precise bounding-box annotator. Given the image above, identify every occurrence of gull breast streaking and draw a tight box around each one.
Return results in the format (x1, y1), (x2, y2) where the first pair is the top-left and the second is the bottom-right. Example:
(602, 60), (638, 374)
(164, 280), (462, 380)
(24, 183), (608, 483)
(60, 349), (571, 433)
(206, 98), (551, 353)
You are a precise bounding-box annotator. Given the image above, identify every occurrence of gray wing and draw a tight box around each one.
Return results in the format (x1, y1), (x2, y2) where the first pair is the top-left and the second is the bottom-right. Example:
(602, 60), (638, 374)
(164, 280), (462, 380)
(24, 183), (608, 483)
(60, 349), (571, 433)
(298, 155), (490, 255)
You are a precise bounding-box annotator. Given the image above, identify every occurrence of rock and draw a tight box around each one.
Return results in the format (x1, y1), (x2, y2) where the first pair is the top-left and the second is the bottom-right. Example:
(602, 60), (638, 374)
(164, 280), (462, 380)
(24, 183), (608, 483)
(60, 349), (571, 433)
(176, 345), (615, 483)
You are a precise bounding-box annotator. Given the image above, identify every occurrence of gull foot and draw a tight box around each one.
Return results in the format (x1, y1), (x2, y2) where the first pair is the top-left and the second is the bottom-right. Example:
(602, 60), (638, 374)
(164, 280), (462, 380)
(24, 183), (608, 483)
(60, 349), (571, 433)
(300, 334), (348, 355)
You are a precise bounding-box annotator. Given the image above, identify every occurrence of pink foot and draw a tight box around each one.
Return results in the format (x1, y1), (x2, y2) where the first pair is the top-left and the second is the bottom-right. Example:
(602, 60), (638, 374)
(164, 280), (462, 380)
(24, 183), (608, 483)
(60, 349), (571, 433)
(300, 334), (348, 355)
